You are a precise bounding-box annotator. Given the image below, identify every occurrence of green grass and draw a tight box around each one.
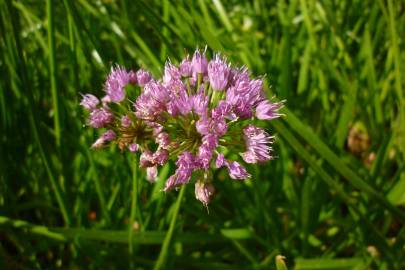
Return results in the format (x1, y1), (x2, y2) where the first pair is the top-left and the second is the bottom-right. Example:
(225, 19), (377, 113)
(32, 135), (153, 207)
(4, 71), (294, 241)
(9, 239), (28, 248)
(1, 0), (404, 269)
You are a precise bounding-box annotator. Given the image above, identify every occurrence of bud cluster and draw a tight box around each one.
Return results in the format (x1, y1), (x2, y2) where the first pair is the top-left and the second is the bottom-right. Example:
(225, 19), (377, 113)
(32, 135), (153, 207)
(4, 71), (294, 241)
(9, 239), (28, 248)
(81, 48), (284, 206)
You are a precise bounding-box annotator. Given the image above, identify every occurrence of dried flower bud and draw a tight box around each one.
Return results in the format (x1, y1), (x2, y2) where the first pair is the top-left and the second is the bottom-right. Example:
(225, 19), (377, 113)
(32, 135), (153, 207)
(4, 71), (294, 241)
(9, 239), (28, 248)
(195, 180), (215, 206)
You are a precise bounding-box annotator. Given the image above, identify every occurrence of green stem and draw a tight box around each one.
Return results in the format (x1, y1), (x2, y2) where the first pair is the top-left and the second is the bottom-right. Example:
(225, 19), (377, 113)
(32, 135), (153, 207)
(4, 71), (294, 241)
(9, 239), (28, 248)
(186, 78), (191, 95)
(153, 185), (186, 270)
(47, 0), (60, 148)
(196, 73), (202, 93)
(128, 155), (138, 255)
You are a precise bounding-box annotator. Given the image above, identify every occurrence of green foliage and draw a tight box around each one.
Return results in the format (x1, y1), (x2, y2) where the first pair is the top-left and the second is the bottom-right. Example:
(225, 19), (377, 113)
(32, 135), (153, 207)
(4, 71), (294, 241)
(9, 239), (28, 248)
(0, 0), (404, 269)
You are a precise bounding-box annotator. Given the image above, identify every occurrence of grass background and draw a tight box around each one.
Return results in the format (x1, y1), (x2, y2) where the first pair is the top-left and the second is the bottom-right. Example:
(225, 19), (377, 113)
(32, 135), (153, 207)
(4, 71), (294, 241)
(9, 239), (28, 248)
(1, 0), (404, 269)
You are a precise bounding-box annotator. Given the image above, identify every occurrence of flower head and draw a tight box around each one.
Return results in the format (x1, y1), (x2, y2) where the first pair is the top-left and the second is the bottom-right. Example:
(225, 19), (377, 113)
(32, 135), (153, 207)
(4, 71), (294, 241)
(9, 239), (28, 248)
(147, 166), (158, 182)
(163, 152), (198, 191)
(191, 48), (208, 74)
(242, 125), (274, 163)
(179, 56), (192, 77)
(153, 149), (169, 165)
(81, 48), (284, 207)
(163, 61), (181, 84)
(128, 143), (139, 152)
(91, 129), (116, 149)
(135, 81), (170, 120)
(136, 69), (152, 86)
(255, 100), (284, 120)
(215, 153), (226, 168)
(80, 94), (99, 111)
(156, 132), (170, 149)
(226, 161), (250, 180)
(140, 150), (155, 168)
(88, 107), (114, 128)
(208, 54), (230, 91)
(121, 115), (132, 127)
(105, 66), (136, 103)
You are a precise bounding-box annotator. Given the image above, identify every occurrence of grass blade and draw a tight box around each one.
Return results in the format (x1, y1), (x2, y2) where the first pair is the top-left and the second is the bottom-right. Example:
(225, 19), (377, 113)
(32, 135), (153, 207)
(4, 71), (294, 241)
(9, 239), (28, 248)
(84, 147), (110, 224)
(294, 257), (370, 270)
(0, 215), (256, 245)
(281, 107), (405, 222)
(47, 0), (61, 148)
(153, 185), (186, 270)
(271, 120), (354, 204)
(335, 82), (357, 149)
(5, 0), (71, 226)
(387, 0), (404, 157)
(0, 216), (66, 241)
(212, 0), (233, 32)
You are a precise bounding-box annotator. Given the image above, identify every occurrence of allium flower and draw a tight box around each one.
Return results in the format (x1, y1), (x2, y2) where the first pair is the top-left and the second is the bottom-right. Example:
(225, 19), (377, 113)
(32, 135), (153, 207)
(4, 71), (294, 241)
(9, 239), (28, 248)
(179, 57), (192, 77)
(121, 115), (132, 127)
(153, 149), (169, 165)
(128, 143), (139, 152)
(241, 125), (274, 163)
(136, 69), (152, 86)
(88, 107), (114, 128)
(146, 166), (158, 182)
(256, 100), (284, 120)
(81, 48), (284, 207)
(156, 132), (170, 148)
(163, 62), (181, 84)
(191, 48), (208, 74)
(226, 161), (250, 180)
(134, 81), (170, 120)
(215, 153), (225, 168)
(140, 150), (155, 168)
(91, 129), (116, 149)
(208, 54), (230, 91)
(101, 95), (111, 105)
(164, 152), (197, 191)
(105, 66), (136, 103)
(80, 94), (99, 111)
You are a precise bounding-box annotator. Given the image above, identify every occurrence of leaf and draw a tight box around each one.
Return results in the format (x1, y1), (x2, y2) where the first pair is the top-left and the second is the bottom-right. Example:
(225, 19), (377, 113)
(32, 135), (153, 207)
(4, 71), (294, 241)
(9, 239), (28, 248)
(387, 172), (405, 206)
(294, 257), (371, 270)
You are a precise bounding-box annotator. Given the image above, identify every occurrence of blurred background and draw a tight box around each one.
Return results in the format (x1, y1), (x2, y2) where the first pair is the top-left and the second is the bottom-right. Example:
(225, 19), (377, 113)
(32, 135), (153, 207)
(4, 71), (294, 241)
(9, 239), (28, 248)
(1, 0), (404, 269)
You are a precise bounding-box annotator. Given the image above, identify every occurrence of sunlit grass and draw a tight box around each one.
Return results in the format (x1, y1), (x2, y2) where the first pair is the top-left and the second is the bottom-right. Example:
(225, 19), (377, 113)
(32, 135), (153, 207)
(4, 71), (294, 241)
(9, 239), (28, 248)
(0, 0), (404, 269)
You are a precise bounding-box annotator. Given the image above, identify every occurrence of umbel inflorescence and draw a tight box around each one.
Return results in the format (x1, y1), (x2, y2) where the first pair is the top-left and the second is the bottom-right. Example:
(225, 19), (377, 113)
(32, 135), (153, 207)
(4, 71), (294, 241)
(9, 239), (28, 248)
(81, 48), (284, 206)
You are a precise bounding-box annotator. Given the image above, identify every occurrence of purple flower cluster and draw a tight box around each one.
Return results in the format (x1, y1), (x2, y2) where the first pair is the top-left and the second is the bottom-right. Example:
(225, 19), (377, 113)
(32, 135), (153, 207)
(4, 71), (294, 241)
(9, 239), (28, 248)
(81, 48), (284, 207)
